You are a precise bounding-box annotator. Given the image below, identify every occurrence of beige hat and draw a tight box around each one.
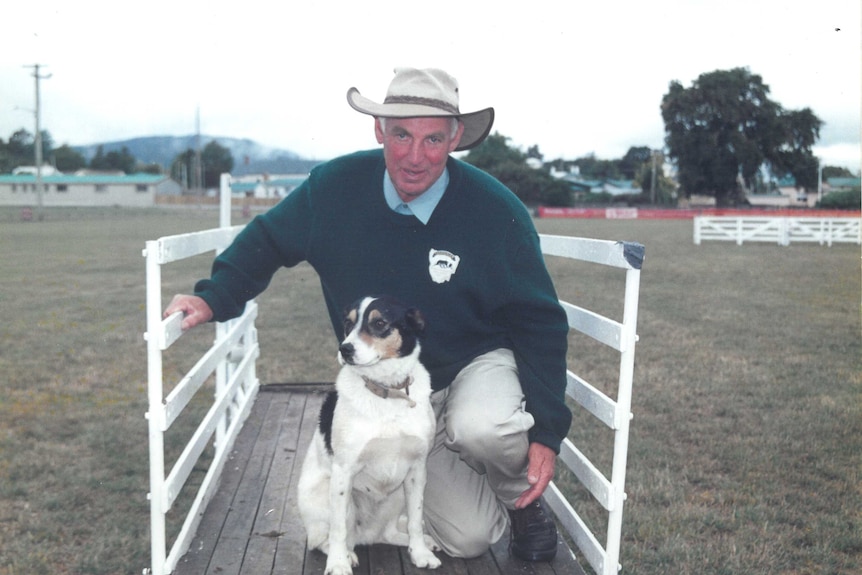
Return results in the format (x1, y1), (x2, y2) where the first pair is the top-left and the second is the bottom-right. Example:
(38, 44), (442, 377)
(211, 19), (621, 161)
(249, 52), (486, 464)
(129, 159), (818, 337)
(347, 68), (494, 151)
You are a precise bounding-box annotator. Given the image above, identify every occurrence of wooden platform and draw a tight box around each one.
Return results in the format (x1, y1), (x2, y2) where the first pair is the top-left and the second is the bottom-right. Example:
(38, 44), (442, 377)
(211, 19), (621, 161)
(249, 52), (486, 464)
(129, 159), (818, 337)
(173, 385), (586, 575)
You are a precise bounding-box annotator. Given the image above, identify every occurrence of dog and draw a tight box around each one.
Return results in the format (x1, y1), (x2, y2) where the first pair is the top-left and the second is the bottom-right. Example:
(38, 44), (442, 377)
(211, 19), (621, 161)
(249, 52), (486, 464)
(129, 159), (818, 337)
(297, 296), (441, 575)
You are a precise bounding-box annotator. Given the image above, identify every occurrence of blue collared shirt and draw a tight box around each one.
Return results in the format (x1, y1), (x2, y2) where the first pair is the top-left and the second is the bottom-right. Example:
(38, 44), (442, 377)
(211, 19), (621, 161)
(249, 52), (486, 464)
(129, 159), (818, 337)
(383, 168), (449, 225)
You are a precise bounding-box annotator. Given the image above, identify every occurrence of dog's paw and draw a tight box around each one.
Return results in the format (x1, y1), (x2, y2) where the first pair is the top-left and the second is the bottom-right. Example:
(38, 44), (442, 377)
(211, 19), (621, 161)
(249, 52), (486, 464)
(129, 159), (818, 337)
(409, 546), (441, 570)
(324, 554), (354, 575)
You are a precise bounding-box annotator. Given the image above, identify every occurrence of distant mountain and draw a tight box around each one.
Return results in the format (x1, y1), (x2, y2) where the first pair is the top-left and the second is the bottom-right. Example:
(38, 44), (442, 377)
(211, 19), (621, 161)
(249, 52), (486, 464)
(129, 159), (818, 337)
(73, 135), (324, 176)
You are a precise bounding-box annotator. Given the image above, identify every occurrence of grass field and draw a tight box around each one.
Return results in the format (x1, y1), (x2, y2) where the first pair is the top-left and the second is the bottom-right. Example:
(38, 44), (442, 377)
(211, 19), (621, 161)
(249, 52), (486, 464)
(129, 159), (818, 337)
(0, 207), (859, 575)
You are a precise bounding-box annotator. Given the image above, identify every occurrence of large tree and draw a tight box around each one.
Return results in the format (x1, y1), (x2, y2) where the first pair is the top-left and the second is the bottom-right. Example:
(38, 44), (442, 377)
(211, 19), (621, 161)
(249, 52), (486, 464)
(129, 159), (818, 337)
(52, 144), (87, 172)
(462, 132), (571, 206)
(89, 145), (137, 173)
(201, 140), (234, 188)
(619, 146), (653, 180)
(171, 140), (235, 190)
(661, 68), (822, 206)
(0, 129), (54, 173)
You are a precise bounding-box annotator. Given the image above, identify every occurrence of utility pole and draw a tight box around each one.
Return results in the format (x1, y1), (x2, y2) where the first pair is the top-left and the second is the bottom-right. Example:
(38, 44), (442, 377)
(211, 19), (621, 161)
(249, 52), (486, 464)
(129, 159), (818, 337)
(650, 150), (658, 205)
(25, 63), (51, 221)
(195, 106), (202, 193)
(816, 158), (823, 204)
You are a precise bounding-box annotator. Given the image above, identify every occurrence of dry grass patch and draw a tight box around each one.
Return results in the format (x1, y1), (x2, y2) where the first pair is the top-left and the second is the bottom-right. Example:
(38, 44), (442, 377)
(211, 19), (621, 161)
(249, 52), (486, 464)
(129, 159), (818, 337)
(539, 219), (861, 575)
(0, 209), (858, 575)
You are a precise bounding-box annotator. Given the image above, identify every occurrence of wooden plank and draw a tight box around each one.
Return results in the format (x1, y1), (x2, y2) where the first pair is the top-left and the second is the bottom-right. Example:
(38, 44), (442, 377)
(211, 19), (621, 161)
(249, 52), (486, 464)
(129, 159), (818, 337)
(302, 544), (329, 574)
(174, 392), (288, 575)
(368, 544), (403, 574)
(239, 392), (301, 575)
(172, 395), (268, 574)
(208, 392), (294, 575)
(173, 387), (587, 575)
(272, 391), (325, 574)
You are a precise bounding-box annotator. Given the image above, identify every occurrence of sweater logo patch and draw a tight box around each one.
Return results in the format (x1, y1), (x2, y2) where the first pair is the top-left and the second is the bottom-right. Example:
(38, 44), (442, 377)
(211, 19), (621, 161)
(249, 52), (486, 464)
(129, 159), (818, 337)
(428, 249), (460, 284)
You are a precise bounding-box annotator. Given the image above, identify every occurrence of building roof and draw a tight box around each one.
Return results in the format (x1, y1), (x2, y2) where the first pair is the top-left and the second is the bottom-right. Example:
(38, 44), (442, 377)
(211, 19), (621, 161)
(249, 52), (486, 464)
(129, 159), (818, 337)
(229, 176), (308, 193)
(0, 173), (169, 184)
(827, 177), (861, 189)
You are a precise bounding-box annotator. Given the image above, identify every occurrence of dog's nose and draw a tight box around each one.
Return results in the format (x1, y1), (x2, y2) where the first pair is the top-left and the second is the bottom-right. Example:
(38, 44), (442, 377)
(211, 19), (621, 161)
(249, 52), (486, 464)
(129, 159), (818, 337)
(339, 342), (355, 363)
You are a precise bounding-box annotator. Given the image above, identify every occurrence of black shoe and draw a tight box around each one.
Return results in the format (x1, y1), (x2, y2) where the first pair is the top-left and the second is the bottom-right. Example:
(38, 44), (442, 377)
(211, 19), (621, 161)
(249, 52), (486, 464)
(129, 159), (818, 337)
(508, 498), (558, 562)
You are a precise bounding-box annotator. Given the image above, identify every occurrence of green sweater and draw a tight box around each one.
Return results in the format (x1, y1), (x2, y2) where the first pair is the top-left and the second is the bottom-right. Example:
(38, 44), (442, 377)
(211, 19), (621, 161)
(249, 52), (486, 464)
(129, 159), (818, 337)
(195, 149), (571, 451)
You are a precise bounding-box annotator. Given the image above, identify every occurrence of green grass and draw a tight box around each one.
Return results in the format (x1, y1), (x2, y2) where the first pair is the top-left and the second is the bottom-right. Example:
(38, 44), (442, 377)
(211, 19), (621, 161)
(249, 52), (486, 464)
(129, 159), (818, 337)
(0, 208), (859, 574)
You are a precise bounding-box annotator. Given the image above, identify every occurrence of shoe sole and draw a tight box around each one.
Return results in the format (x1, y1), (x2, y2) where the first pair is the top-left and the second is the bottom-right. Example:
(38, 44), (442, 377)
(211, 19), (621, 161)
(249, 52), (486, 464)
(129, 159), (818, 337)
(510, 542), (557, 562)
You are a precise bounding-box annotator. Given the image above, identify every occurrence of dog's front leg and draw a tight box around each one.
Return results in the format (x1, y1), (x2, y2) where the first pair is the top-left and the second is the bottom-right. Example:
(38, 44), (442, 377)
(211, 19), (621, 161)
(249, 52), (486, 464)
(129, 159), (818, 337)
(404, 463), (441, 569)
(325, 462), (358, 575)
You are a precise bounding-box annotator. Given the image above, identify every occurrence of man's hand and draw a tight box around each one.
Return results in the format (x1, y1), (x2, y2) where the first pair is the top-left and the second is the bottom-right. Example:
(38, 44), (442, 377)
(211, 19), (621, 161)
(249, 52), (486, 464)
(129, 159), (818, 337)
(515, 442), (557, 509)
(164, 294), (213, 331)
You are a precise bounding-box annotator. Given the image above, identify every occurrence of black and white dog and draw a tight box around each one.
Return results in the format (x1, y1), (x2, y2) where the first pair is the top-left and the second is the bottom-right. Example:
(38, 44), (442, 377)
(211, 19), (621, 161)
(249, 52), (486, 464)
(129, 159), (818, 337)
(297, 296), (441, 575)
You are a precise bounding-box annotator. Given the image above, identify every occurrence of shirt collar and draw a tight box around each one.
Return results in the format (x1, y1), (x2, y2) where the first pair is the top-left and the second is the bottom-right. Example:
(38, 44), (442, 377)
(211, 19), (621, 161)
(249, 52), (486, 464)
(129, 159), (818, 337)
(383, 168), (449, 225)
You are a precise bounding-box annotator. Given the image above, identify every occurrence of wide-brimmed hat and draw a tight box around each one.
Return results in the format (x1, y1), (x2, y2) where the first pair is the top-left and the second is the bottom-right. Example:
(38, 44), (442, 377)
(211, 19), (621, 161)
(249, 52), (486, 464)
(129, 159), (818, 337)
(347, 68), (494, 151)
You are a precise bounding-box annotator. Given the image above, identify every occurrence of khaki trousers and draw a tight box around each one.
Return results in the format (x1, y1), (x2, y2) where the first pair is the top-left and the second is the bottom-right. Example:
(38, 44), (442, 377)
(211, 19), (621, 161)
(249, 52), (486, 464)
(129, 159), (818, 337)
(422, 349), (535, 558)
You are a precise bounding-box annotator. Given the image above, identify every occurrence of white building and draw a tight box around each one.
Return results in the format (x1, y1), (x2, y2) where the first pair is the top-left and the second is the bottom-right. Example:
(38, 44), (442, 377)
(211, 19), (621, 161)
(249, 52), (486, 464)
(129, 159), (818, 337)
(229, 174), (308, 199)
(0, 173), (182, 207)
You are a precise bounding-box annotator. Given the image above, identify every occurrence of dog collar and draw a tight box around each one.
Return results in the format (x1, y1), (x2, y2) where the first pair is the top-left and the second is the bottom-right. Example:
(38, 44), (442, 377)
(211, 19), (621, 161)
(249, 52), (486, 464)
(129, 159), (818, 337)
(362, 375), (416, 408)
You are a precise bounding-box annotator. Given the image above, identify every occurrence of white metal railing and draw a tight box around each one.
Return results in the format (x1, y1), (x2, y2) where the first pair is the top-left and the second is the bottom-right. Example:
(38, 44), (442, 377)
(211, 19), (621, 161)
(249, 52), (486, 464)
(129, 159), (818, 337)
(142, 178), (643, 573)
(694, 216), (861, 246)
(540, 235), (644, 575)
(144, 175), (260, 575)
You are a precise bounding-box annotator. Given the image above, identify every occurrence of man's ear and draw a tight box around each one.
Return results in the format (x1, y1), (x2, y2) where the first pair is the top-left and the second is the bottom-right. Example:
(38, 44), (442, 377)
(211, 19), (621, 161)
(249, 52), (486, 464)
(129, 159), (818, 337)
(448, 120), (465, 153)
(374, 117), (385, 144)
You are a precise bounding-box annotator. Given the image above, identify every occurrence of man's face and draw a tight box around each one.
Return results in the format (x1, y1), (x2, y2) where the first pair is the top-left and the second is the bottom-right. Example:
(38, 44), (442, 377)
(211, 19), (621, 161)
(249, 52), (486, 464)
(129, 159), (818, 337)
(375, 116), (464, 202)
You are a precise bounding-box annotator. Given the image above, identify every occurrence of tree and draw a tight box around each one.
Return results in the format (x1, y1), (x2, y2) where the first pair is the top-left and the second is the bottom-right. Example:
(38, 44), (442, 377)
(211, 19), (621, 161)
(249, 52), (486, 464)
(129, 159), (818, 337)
(619, 146), (652, 180)
(170, 149), (197, 189)
(8, 129), (35, 160)
(201, 140), (234, 188)
(823, 165), (854, 179)
(462, 132), (571, 206)
(52, 144), (87, 172)
(526, 145), (543, 161)
(818, 190), (861, 210)
(661, 68), (822, 206)
(0, 128), (55, 173)
(573, 153), (622, 180)
(462, 132), (527, 171)
(635, 151), (676, 204)
(170, 141), (235, 190)
(89, 145), (137, 173)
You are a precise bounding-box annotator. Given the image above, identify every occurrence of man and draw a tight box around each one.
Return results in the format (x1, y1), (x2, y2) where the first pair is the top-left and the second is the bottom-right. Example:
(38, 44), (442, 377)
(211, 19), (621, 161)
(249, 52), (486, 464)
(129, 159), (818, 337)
(165, 68), (571, 562)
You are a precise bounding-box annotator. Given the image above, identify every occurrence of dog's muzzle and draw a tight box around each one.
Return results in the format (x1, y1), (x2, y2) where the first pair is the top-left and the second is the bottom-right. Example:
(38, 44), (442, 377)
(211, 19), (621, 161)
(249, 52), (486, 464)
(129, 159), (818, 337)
(338, 342), (355, 365)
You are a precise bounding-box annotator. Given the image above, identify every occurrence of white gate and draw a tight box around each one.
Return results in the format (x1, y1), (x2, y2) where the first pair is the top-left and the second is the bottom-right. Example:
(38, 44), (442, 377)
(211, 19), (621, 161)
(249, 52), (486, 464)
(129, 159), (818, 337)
(694, 216), (861, 246)
(540, 235), (644, 575)
(144, 176), (261, 575)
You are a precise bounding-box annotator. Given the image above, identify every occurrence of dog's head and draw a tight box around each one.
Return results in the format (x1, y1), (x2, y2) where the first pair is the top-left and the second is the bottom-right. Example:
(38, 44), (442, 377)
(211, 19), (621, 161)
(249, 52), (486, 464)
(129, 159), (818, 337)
(337, 296), (425, 368)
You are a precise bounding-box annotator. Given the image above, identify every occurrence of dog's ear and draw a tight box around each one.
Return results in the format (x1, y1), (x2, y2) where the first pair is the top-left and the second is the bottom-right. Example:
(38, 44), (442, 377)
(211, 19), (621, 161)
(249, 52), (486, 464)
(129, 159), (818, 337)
(405, 307), (426, 337)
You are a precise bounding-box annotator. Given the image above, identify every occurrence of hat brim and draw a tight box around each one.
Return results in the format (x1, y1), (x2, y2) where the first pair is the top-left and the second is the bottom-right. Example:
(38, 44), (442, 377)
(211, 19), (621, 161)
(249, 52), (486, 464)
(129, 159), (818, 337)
(347, 87), (494, 152)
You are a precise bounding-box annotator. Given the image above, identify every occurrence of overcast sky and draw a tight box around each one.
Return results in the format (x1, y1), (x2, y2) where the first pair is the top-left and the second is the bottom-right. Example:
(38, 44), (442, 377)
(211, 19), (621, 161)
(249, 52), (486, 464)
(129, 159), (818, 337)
(2, 0), (860, 173)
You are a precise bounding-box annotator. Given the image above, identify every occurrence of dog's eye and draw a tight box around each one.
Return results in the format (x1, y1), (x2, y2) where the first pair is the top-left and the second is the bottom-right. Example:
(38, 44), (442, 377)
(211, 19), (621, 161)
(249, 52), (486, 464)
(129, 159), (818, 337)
(373, 319), (388, 331)
(343, 319), (355, 333)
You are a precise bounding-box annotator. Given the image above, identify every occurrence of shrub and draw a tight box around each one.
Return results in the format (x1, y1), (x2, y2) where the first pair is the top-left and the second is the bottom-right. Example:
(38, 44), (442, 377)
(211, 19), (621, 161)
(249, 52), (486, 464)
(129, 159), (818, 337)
(818, 190), (861, 210)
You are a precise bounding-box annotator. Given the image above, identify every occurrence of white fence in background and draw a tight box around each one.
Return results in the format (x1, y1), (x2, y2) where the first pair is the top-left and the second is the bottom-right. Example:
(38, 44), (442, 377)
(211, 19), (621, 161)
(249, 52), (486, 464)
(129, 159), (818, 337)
(144, 175), (261, 575)
(694, 216), (861, 246)
(540, 235), (644, 575)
